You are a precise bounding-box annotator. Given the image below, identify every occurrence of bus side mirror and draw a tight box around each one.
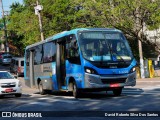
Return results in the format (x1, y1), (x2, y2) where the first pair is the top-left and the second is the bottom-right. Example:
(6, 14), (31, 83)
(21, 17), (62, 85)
(71, 40), (78, 50)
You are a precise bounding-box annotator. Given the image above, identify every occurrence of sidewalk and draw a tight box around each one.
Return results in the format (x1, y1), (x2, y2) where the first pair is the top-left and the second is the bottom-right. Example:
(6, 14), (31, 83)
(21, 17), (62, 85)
(18, 77), (39, 95)
(137, 77), (160, 81)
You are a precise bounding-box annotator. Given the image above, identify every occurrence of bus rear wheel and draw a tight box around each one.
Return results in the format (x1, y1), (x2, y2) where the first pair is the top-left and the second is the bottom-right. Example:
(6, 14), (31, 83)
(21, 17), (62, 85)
(38, 81), (46, 95)
(113, 88), (122, 96)
(73, 82), (80, 98)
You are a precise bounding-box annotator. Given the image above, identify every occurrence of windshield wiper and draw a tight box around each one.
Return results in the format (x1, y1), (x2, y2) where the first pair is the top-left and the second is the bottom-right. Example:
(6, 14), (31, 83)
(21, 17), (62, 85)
(106, 41), (126, 64)
(112, 51), (126, 64)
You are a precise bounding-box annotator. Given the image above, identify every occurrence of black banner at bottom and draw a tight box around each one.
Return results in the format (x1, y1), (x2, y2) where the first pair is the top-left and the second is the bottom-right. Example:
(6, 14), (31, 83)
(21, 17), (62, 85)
(0, 111), (160, 118)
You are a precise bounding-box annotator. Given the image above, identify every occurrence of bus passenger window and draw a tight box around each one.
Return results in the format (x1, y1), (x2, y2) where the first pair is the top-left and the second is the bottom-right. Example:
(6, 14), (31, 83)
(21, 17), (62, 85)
(34, 45), (42, 65)
(43, 42), (56, 63)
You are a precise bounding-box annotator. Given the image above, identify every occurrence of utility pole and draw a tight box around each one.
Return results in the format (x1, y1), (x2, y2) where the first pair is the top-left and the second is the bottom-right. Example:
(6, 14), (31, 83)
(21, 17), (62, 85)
(136, 7), (145, 78)
(34, 0), (44, 41)
(0, 0), (9, 52)
(138, 37), (145, 78)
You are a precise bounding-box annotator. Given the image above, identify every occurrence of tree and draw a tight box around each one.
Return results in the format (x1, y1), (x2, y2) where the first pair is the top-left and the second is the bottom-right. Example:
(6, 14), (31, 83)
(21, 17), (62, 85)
(102, 0), (160, 78)
(7, 0), (160, 60)
(8, 1), (41, 55)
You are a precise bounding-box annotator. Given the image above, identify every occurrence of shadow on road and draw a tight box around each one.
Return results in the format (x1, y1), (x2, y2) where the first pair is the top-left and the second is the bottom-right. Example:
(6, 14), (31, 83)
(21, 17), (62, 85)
(0, 85), (146, 100)
(0, 94), (32, 99)
(29, 87), (145, 99)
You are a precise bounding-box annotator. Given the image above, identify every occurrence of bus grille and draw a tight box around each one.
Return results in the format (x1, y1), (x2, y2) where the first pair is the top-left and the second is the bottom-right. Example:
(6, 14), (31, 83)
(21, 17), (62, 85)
(101, 78), (126, 84)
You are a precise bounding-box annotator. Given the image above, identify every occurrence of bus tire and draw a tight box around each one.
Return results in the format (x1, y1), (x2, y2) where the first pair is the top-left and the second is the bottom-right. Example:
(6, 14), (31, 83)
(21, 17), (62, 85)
(38, 81), (46, 95)
(73, 82), (80, 98)
(113, 88), (122, 96)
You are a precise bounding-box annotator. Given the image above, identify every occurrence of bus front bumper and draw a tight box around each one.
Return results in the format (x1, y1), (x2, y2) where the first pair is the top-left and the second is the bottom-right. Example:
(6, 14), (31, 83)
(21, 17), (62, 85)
(84, 72), (136, 89)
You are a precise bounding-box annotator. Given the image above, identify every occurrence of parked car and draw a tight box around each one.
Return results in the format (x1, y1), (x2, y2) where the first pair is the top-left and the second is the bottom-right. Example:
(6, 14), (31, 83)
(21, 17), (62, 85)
(0, 52), (8, 62)
(10, 57), (24, 77)
(0, 51), (5, 59)
(0, 71), (22, 98)
(0, 54), (12, 65)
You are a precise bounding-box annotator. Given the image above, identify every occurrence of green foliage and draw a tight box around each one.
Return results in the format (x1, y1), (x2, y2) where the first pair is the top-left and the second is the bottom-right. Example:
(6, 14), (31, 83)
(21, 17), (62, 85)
(9, 2), (25, 14)
(6, 0), (160, 57)
(8, 2), (40, 47)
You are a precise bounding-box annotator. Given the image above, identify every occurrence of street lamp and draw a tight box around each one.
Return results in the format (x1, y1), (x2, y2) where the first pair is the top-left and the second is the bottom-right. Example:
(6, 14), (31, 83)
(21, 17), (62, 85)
(34, 0), (44, 41)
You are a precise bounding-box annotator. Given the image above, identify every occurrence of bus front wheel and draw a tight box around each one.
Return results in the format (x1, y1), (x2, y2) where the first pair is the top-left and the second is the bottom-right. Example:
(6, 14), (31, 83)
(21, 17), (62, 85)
(73, 82), (80, 98)
(113, 88), (122, 96)
(38, 81), (46, 95)
(15, 94), (22, 97)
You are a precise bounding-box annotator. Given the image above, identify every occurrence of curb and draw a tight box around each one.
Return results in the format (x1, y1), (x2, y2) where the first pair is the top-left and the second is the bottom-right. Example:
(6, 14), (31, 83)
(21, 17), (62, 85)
(137, 77), (160, 81)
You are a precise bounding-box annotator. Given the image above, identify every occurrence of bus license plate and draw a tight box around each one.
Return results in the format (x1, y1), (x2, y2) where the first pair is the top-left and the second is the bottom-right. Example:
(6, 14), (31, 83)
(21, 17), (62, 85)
(110, 83), (120, 87)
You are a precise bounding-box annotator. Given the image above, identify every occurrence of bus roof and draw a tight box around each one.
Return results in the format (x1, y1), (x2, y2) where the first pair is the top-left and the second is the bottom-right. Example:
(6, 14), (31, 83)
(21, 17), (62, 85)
(25, 28), (121, 49)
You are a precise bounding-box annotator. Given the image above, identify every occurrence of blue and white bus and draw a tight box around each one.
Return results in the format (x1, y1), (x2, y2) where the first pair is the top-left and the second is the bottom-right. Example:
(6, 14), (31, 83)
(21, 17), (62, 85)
(24, 28), (136, 98)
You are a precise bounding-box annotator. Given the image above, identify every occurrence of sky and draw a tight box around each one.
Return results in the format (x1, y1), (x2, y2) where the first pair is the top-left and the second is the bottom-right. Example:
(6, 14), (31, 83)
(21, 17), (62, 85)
(0, 0), (23, 17)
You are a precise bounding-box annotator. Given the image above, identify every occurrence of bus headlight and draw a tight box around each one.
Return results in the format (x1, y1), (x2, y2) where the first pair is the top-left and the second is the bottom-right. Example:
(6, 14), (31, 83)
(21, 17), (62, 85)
(130, 67), (136, 73)
(85, 67), (98, 74)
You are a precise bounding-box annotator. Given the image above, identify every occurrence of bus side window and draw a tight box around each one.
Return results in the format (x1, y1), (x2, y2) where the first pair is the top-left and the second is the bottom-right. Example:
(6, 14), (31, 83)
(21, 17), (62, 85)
(34, 45), (43, 65)
(43, 42), (56, 63)
(66, 35), (80, 64)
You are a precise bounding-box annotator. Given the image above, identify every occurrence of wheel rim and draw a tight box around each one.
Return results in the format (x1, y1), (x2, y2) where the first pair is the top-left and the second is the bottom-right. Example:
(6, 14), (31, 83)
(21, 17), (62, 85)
(73, 84), (77, 97)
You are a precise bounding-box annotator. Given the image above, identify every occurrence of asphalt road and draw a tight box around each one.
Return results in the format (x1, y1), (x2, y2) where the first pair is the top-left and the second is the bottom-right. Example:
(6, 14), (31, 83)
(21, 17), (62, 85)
(0, 64), (160, 120)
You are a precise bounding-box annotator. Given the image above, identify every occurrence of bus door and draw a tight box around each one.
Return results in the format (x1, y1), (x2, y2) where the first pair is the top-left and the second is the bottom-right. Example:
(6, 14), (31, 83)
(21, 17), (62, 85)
(56, 40), (66, 89)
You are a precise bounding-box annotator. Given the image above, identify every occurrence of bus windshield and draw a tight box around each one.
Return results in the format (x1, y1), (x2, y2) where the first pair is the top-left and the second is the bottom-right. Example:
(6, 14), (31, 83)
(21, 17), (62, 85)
(78, 31), (133, 62)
